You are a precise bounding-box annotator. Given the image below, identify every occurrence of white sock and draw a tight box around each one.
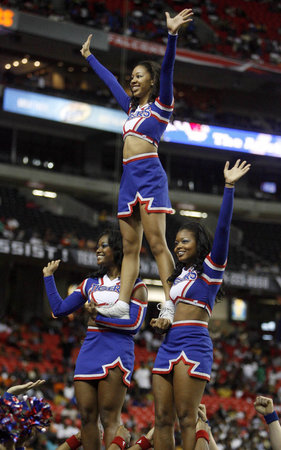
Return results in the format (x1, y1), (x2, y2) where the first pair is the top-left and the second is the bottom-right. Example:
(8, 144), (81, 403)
(96, 300), (130, 319)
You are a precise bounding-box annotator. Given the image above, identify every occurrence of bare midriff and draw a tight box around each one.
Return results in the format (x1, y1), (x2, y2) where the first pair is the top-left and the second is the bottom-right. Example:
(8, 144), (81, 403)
(174, 302), (210, 323)
(123, 135), (157, 160)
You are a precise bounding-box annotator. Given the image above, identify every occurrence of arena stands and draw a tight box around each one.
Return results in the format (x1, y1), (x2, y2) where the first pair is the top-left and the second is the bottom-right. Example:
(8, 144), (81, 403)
(3, 0), (281, 64)
(1, 1), (281, 134)
(0, 314), (280, 447)
(0, 2), (280, 449)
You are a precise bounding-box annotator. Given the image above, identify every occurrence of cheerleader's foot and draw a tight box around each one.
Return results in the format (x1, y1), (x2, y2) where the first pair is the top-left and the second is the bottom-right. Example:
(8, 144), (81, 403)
(95, 300), (130, 319)
(158, 300), (175, 323)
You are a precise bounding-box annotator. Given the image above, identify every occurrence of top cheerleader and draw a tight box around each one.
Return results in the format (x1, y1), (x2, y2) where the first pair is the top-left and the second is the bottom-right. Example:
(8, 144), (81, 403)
(81, 9), (194, 319)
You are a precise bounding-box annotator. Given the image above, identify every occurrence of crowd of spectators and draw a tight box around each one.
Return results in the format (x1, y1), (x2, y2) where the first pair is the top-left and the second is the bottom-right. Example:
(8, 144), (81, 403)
(1, 313), (281, 448)
(1, 1), (281, 135)
(3, 0), (281, 65)
(0, 184), (280, 274)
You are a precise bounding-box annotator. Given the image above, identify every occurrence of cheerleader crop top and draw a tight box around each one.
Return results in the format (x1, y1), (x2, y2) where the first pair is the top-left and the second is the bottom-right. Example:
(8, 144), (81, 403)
(87, 33), (177, 148)
(44, 274), (147, 335)
(170, 187), (234, 316)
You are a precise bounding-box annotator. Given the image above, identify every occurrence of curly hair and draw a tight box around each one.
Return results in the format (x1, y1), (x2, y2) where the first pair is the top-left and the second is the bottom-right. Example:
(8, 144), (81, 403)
(130, 60), (161, 110)
(168, 221), (224, 301)
(89, 228), (123, 278)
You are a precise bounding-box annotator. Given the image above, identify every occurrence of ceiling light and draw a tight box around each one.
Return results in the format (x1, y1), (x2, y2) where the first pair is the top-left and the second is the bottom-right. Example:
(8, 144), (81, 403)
(5, 63), (11, 70)
(179, 210), (208, 219)
(21, 58), (28, 64)
(34, 61), (40, 67)
(32, 189), (57, 199)
(13, 61), (19, 67)
(44, 191), (57, 198)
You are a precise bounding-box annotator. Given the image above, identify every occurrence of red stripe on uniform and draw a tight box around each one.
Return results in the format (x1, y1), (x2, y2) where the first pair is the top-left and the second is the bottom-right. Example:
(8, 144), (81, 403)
(152, 355), (210, 381)
(206, 253), (227, 268)
(123, 153), (158, 165)
(172, 322), (208, 328)
(74, 360), (131, 387)
(155, 96), (174, 109)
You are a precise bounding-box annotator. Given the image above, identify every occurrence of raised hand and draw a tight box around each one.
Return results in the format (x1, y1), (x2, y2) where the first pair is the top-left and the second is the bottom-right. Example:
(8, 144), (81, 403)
(196, 417), (209, 433)
(145, 427), (154, 445)
(43, 259), (61, 277)
(7, 379), (46, 396)
(165, 8), (193, 35)
(198, 404), (208, 423)
(115, 425), (131, 446)
(254, 396), (274, 416)
(81, 34), (92, 59)
(224, 159), (251, 185)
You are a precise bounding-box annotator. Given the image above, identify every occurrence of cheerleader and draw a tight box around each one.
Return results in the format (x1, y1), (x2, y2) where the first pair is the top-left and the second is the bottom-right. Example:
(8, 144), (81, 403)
(80, 9), (194, 319)
(150, 160), (251, 450)
(43, 229), (147, 450)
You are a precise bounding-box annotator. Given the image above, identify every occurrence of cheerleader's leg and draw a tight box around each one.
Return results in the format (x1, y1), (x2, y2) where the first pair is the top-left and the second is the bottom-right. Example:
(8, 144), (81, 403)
(74, 380), (101, 450)
(98, 366), (128, 448)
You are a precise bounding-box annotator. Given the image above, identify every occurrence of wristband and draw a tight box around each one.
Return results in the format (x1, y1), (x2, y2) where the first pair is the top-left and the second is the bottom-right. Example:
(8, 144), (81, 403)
(111, 436), (126, 449)
(264, 411), (279, 424)
(225, 182), (235, 186)
(136, 435), (152, 449)
(66, 435), (81, 449)
(196, 430), (210, 443)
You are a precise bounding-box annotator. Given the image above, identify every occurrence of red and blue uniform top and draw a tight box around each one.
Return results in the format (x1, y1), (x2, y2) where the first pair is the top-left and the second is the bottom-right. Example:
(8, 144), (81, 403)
(44, 274), (147, 335)
(170, 187), (234, 316)
(86, 33), (177, 148)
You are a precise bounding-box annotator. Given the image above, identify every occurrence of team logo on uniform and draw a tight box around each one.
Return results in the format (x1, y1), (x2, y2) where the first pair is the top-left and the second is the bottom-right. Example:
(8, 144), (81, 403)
(174, 268), (197, 285)
(128, 106), (151, 120)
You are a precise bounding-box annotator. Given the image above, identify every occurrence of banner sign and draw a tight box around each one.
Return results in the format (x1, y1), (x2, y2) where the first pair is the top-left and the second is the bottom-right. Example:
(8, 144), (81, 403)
(0, 238), (279, 293)
(3, 87), (281, 158)
(109, 32), (281, 75)
(3, 87), (125, 133)
(164, 121), (281, 158)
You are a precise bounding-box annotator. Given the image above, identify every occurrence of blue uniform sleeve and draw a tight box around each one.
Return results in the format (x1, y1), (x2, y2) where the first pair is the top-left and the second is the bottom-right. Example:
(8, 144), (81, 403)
(95, 300), (147, 335)
(86, 54), (131, 114)
(159, 33), (178, 106)
(44, 276), (87, 317)
(210, 187), (234, 265)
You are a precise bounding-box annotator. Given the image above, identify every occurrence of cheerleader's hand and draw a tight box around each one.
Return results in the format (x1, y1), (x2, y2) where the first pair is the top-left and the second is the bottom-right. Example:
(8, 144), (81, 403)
(150, 317), (171, 334)
(115, 425), (131, 446)
(7, 379), (46, 395)
(43, 259), (61, 277)
(196, 417), (209, 433)
(85, 300), (98, 319)
(198, 404), (208, 423)
(254, 396), (274, 415)
(81, 34), (92, 58)
(224, 159), (251, 185)
(145, 427), (154, 444)
(165, 9), (193, 35)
